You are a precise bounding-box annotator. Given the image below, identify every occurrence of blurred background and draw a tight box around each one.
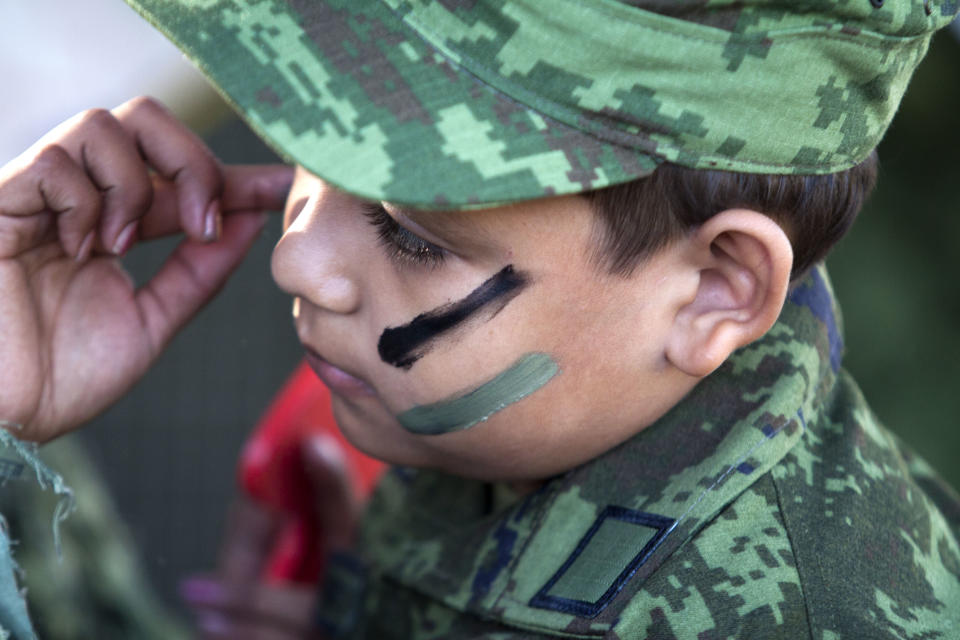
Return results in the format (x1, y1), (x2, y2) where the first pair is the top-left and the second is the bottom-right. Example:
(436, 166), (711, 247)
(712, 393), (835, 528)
(1, 1), (302, 636)
(1, 0), (958, 636)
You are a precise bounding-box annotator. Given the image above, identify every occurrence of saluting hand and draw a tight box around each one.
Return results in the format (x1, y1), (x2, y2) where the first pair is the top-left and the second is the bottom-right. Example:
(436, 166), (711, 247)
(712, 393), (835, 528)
(0, 96), (293, 442)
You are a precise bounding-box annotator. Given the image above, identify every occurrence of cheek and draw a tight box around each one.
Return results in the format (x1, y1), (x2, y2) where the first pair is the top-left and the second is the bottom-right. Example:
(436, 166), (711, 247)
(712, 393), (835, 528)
(376, 265), (530, 370)
(371, 343), (491, 420)
(407, 369), (605, 480)
(327, 394), (436, 468)
(394, 352), (559, 436)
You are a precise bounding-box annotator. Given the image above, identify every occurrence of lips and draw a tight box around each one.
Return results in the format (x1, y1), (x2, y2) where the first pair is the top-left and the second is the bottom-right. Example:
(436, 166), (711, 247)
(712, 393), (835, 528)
(302, 348), (377, 398)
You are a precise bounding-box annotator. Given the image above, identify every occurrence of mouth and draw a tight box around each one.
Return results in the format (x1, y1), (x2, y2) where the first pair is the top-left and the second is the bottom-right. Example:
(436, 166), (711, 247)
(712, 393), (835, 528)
(302, 347), (377, 398)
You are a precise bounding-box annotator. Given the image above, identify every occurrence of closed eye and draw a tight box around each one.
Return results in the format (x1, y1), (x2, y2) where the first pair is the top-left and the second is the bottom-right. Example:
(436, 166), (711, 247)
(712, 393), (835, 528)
(362, 203), (446, 268)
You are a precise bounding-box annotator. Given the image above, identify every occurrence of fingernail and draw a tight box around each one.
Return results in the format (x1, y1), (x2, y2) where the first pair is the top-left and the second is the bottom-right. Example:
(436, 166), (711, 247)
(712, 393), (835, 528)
(196, 612), (230, 634)
(75, 231), (95, 263)
(112, 221), (138, 256)
(179, 577), (223, 604)
(204, 201), (222, 242)
(306, 433), (346, 469)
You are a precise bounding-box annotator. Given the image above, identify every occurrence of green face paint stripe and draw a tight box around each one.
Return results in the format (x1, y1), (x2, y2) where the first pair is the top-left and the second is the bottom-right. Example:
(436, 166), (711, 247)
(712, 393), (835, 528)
(397, 352), (559, 436)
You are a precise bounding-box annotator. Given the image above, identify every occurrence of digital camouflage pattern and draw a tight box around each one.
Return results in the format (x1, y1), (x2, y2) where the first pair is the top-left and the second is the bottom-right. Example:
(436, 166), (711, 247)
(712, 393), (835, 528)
(116, 2), (960, 637)
(0, 437), (188, 640)
(315, 267), (960, 638)
(122, 0), (958, 209)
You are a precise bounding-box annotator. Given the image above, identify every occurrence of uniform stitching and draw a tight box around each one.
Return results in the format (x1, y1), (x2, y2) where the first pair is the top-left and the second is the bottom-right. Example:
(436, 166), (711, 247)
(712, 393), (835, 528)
(487, 480), (568, 608)
(393, 0), (931, 50)
(517, 410), (807, 621)
(528, 507), (675, 617)
(769, 461), (817, 639)
(381, 2), (920, 172)
(542, 0), (937, 45)
(668, 409), (806, 536)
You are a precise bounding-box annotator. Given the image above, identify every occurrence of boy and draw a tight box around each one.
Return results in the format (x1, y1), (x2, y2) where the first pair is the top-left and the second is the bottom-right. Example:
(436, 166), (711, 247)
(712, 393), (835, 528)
(2, 1), (959, 639)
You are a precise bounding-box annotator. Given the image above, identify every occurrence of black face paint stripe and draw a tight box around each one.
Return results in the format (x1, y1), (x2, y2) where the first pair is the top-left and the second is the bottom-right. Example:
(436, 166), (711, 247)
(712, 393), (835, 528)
(378, 265), (529, 370)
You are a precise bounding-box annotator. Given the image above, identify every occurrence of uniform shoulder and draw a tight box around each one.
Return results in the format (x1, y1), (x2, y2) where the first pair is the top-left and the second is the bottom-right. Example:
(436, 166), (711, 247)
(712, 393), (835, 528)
(768, 375), (960, 638)
(612, 476), (810, 639)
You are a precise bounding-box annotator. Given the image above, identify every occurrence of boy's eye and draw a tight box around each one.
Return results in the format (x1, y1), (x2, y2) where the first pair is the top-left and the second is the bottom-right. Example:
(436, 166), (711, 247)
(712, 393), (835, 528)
(362, 203), (446, 267)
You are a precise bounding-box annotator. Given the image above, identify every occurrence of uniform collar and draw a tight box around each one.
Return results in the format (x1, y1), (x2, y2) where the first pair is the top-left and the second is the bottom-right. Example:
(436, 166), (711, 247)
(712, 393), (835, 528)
(360, 267), (842, 637)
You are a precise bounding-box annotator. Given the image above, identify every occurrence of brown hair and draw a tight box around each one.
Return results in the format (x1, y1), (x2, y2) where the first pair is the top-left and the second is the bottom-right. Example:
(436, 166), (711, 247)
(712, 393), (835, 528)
(584, 151), (878, 279)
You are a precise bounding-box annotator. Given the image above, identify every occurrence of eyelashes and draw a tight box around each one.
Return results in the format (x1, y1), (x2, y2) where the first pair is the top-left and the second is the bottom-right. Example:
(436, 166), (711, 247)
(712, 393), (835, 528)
(362, 203), (446, 268)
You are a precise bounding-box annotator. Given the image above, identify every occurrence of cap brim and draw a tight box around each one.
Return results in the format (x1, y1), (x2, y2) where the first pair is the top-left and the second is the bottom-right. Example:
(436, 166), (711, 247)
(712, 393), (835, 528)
(123, 0), (657, 209)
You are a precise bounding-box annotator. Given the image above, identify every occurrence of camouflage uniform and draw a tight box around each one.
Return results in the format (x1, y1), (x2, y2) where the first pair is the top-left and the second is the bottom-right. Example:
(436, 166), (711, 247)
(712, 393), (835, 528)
(122, 0), (959, 208)
(95, 0), (960, 637)
(314, 268), (960, 639)
(0, 436), (188, 640)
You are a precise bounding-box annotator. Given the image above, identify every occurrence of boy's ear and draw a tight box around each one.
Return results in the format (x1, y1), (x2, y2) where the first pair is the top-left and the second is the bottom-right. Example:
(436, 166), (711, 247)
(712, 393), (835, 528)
(665, 209), (793, 378)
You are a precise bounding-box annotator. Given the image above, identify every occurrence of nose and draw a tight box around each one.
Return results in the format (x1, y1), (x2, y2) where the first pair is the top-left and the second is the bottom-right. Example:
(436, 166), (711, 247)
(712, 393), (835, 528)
(271, 191), (362, 315)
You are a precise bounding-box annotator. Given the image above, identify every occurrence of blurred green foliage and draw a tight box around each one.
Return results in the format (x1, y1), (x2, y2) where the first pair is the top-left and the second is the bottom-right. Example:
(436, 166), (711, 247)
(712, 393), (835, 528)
(828, 32), (960, 491)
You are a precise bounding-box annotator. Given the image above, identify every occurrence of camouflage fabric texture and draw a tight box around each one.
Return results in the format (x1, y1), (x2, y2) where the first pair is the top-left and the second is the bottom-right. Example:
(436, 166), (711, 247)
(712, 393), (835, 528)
(314, 267), (960, 639)
(0, 426), (75, 640)
(122, 0), (958, 209)
(0, 437), (189, 640)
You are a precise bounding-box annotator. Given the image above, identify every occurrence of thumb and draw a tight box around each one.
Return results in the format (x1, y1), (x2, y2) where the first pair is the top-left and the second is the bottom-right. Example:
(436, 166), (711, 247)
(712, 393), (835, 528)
(217, 495), (283, 584)
(134, 164), (291, 241)
(302, 434), (359, 551)
(221, 164), (294, 213)
(134, 210), (268, 355)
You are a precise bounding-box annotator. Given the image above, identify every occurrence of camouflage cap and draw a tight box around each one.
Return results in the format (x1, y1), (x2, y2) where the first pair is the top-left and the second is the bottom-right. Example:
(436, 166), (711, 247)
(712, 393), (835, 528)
(123, 0), (958, 209)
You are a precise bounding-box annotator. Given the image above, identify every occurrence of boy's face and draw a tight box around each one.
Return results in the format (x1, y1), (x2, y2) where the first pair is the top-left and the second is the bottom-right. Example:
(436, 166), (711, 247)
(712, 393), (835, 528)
(272, 167), (698, 481)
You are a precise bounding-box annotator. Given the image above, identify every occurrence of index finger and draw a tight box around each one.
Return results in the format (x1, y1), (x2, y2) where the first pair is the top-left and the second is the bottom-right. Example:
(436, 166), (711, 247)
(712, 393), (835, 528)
(111, 96), (223, 242)
(221, 164), (294, 214)
(136, 164), (293, 242)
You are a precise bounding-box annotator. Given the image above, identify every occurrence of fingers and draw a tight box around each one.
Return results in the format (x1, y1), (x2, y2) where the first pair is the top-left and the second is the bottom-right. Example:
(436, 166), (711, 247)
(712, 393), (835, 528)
(218, 497), (283, 585)
(135, 210), (267, 354)
(21, 103), (159, 256)
(221, 164), (295, 214)
(137, 164), (293, 242)
(180, 436), (357, 640)
(0, 144), (102, 258)
(48, 107), (154, 253)
(109, 99), (292, 242)
(111, 96), (223, 242)
(181, 576), (316, 640)
(302, 434), (360, 551)
(1, 97), (290, 263)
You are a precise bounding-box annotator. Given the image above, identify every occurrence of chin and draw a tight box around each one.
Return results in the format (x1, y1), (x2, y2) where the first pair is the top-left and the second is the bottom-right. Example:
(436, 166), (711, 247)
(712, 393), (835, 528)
(329, 398), (432, 468)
